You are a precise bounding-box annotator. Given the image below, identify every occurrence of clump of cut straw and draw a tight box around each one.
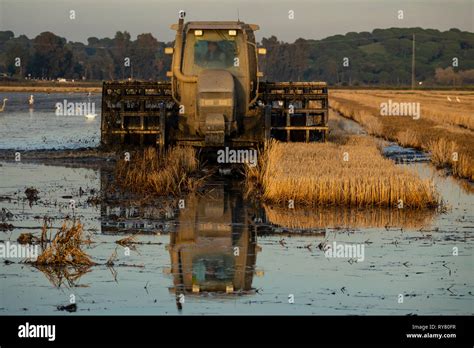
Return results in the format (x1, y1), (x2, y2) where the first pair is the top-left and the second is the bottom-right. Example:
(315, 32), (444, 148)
(35, 219), (94, 266)
(115, 146), (205, 196)
(246, 136), (439, 208)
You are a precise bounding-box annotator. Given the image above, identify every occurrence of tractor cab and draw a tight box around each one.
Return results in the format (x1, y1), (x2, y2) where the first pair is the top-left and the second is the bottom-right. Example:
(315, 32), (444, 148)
(169, 21), (261, 145)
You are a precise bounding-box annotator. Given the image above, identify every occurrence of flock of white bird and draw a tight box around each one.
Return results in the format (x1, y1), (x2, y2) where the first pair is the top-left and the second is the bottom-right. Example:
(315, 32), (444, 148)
(446, 96), (462, 103)
(0, 94), (97, 118)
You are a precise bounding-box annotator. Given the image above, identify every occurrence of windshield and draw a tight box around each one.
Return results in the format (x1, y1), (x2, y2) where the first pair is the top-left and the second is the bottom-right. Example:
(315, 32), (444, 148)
(194, 40), (236, 69)
(184, 29), (244, 75)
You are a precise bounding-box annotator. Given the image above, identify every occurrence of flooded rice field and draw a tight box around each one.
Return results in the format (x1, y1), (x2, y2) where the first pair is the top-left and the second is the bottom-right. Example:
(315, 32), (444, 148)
(0, 93), (473, 315)
(0, 92), (101, 150)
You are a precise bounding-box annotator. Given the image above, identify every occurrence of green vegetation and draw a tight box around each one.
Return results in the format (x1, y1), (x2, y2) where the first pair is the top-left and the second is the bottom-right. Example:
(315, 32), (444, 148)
(0, 30), (171, 81)
(359, 42), (387, 55)
(0, 27), (473, 86)
(261, 28), (474, 86)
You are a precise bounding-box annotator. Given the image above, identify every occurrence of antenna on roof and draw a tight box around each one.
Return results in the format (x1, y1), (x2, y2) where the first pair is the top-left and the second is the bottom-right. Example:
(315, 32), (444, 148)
(237, 8), (240, 22)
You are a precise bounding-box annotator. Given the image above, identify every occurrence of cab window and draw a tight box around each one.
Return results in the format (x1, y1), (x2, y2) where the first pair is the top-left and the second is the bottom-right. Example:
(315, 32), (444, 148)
(194, 40), (236, 69)
(184, 29), (244, 75)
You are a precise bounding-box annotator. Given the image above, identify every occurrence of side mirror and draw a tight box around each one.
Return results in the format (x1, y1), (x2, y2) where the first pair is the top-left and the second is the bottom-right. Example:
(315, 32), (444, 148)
(257, 48), (267, 55)
(165, 47), (174, 55)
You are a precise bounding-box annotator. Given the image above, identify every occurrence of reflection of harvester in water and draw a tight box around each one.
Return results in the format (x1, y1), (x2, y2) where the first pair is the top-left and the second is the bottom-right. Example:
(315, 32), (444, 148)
(167, 182), (260, 306)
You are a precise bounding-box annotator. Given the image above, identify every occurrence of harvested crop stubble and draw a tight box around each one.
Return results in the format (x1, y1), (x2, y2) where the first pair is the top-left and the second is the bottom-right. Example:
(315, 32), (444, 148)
(35, 219), (94, 266)
(330, 92), (474, 181)
(332, 90), (474, 130)
(428, 138), (472, 179)
(115, 146), (204, 196)
(247, 137), (438, 208)
(330, 100), (383, 136)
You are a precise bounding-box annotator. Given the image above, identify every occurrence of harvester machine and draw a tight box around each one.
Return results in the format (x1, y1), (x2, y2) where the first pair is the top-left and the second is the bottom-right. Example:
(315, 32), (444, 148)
(101, 14), (328, 151)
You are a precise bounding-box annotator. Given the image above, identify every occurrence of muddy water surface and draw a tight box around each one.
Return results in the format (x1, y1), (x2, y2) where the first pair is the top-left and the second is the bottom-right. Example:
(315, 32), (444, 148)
(0, 94), (472, 315)
(0, 160), (472, 315)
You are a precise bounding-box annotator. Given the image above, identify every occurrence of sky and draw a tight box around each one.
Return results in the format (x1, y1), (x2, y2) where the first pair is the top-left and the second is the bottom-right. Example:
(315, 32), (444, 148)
(0, 0), (473, 43)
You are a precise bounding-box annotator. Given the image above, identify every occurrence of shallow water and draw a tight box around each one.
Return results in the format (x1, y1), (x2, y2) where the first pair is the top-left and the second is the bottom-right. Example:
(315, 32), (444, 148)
(0, 93), (472, 315)
(0, 92), (101, 150)
(0, 160), (472, 315)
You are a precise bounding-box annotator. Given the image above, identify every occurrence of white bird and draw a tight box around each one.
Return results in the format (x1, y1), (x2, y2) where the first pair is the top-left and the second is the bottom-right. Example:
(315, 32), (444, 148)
(447, 96), (452, 102)
(0, 98), (8, 112)
(28, 94), (34, 106)
(456, 97), (461, 103)
(85, 113), (97, 119)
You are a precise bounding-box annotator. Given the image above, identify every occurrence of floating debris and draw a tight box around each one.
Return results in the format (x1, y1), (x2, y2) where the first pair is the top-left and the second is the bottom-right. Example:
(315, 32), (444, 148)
(0, 222), (14, 231)
(17, 233), (39, 245)
(1, 207), (14, 221)
(24, 187), (39, 203)
(57, 303), (77, 312)
(115, 235), (136, 247)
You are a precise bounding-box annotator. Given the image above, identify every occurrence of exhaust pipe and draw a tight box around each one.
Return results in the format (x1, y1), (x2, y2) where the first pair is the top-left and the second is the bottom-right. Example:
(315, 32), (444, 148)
(172, 15), (197, 83)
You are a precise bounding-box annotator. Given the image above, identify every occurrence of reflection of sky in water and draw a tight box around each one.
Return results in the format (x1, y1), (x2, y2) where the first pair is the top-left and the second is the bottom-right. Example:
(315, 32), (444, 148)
(408, 163), (473, 228)
(0, 161), (472, 315)
(0, 92), (100, 150)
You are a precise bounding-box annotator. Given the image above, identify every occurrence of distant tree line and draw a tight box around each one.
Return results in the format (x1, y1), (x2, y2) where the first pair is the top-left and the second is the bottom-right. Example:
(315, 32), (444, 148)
(259, 28), (474, 86)
(0, 30), (171, 81)
(0, 27), (473, 86)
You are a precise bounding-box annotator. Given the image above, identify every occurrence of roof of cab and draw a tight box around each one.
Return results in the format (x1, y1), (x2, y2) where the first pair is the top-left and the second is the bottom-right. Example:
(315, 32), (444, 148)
(171, 21), (259, 31)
